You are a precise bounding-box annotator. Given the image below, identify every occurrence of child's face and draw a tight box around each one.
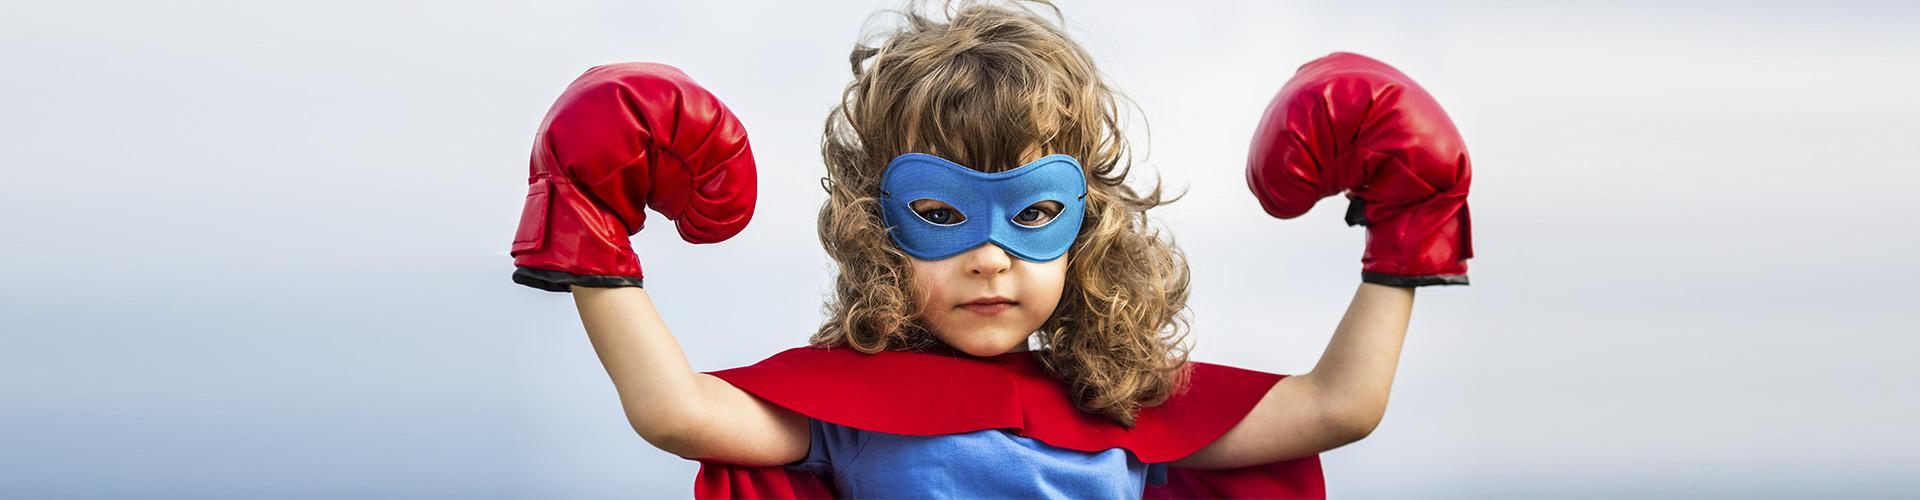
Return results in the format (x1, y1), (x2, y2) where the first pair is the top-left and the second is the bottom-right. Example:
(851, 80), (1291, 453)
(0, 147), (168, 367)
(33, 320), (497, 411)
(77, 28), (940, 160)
(908, 244), (1067, 357)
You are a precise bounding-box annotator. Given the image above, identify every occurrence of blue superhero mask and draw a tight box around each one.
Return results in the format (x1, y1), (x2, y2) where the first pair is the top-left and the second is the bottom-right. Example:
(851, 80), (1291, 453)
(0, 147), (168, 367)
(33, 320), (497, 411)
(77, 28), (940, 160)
(879, 152), (1087, 262)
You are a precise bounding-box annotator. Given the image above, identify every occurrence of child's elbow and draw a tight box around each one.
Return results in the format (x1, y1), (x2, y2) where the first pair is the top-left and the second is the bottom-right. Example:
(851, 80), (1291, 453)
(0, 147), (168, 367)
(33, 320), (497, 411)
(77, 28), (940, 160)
(1346, 413), (1385, 443)
(629, 411), (710, 460)
(1326, 405), (1386, 445)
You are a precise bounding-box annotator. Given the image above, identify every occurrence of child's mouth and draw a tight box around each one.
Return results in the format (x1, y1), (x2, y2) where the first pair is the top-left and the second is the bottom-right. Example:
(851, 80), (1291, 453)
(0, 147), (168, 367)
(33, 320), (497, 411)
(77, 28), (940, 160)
(960, 302), (1015, 314)
(958, 298), (1017, 315)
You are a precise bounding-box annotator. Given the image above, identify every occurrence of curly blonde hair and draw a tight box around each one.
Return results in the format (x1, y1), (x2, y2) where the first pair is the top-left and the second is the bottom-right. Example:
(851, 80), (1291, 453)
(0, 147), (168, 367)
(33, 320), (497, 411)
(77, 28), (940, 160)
(809, 0), (1192, 427)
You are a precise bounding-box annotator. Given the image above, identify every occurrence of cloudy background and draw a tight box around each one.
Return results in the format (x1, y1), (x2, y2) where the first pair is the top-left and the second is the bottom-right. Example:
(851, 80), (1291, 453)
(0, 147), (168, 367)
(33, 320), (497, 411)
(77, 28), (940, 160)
(3, 0), (1916, 498)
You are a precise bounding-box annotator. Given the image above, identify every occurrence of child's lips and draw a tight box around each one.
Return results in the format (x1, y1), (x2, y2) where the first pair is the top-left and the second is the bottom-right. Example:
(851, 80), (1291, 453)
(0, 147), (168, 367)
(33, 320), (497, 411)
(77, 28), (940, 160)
(959, 302), (1016, 315)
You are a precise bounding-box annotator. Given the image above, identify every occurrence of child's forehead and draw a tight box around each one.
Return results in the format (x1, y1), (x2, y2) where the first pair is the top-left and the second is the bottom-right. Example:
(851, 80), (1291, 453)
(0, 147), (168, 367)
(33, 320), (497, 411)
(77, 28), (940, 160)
(895, 144), (1051, 174)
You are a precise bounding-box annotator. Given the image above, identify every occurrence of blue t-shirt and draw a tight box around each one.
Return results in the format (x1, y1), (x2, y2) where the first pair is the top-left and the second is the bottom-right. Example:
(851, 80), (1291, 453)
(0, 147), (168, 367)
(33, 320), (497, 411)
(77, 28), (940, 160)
(786, 418), (1170, 498)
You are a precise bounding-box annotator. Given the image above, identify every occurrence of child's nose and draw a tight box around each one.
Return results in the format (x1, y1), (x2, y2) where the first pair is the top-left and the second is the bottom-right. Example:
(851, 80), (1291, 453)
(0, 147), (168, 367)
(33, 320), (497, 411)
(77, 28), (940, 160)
(964, 243), (1013, 276)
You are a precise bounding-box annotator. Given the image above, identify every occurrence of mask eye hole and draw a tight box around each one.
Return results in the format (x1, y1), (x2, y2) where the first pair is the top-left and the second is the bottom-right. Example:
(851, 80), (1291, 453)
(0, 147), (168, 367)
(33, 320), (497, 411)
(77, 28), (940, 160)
(909, 199), (967, 226)
(1013, 200), (1064, 228)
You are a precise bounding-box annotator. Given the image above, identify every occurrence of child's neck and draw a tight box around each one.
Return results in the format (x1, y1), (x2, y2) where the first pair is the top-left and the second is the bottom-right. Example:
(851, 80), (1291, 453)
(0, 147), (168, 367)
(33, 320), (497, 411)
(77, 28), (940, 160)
(926, 339), (1038, 358)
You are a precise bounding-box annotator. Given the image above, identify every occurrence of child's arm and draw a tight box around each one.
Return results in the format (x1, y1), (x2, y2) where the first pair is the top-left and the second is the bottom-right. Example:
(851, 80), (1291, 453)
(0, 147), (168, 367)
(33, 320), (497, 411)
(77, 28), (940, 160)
(572, 286), (811, 466)
(1169, 283), (1413, 469)
(1174, 52), (1470, 469)
(506, 63), (806, 467)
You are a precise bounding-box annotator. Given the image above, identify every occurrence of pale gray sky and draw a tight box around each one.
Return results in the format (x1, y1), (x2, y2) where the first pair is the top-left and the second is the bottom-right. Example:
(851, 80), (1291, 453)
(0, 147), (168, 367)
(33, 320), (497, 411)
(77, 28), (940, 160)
(2, 1), (1917, 498)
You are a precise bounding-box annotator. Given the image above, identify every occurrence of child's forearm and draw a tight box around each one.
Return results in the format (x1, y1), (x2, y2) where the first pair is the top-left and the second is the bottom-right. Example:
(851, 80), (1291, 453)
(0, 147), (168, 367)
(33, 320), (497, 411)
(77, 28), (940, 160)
(569, 286), (708, 453)
(569, 286), (812, 465)
(1300, 282), (1414, 439)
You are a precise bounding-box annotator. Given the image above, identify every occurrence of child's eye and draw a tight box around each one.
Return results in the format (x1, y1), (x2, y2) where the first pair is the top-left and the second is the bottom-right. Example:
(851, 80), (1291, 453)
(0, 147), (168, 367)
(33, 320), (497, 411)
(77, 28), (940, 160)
(910, 199), (966, 226)
(1013, 201), (1064, 227)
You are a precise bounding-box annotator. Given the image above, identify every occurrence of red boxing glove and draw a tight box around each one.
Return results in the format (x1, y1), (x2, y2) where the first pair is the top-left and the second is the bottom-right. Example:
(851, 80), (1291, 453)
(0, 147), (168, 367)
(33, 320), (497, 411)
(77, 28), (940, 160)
(510, 63), (757, 292)
(1247, 52), (1472, 287)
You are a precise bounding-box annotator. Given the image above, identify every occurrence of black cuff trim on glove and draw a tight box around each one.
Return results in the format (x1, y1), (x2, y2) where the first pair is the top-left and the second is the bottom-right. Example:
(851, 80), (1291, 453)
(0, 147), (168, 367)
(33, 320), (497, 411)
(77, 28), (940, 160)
(513, 267), (645, 292)
(1344, 197), (1369, 227)
(1362, 271), (1469, 288)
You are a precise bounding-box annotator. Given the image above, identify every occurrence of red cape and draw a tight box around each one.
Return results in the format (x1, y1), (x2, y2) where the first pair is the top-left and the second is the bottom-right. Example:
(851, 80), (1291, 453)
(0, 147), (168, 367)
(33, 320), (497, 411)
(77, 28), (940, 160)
(692, 345), (1325, 499)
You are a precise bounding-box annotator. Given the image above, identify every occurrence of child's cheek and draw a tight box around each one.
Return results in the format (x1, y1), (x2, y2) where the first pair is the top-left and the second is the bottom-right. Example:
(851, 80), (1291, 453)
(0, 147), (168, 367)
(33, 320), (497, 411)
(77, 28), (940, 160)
(905, 258), (946, 314)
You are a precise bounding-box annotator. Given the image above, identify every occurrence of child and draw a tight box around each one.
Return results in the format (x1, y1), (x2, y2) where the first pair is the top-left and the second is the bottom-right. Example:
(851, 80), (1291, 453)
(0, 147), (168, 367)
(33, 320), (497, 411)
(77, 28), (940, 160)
(508, 0), (1470, 498)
